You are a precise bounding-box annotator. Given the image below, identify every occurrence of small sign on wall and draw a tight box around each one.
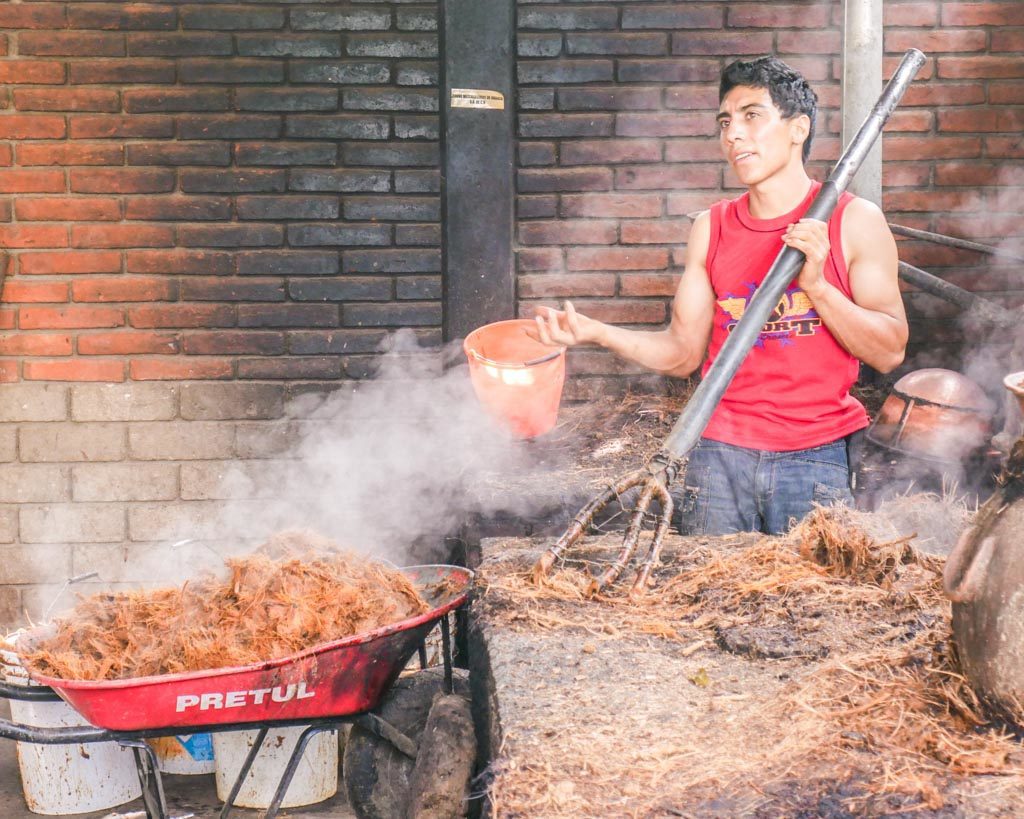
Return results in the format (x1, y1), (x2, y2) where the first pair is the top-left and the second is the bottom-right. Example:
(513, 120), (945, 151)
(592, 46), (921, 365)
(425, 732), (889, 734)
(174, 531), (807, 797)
(450, 88), (505, 110)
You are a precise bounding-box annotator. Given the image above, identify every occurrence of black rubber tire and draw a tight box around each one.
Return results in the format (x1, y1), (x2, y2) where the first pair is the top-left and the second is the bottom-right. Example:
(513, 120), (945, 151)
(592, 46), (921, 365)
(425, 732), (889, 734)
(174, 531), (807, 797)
(343, 668), (470, 819)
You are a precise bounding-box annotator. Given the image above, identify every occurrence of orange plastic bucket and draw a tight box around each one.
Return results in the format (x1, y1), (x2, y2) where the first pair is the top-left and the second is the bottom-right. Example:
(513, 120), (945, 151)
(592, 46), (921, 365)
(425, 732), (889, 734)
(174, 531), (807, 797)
(463, 319), (566, 438)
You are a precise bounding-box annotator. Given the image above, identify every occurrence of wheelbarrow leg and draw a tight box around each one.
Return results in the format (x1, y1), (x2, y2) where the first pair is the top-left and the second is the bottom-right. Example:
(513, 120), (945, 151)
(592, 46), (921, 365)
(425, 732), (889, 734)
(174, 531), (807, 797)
(440, 613), (453, 694)
(219, 726), (269, 819)
(263, 725), (337, 819)
(120, 739), (168, 819)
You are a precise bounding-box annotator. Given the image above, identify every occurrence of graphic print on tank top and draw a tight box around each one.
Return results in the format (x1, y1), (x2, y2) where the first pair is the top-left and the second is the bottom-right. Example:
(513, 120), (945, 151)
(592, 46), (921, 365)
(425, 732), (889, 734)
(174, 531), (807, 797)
(717, 283), (821, 347)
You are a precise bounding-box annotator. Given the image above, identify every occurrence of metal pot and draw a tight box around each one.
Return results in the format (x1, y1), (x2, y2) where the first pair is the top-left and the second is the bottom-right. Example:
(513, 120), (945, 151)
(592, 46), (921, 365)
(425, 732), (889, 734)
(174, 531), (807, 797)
(866, 368), (995, 463)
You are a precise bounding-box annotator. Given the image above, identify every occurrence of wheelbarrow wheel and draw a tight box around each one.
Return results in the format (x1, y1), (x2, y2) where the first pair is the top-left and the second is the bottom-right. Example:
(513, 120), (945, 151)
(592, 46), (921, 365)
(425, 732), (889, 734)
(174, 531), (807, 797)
(343, 667), (470, 819)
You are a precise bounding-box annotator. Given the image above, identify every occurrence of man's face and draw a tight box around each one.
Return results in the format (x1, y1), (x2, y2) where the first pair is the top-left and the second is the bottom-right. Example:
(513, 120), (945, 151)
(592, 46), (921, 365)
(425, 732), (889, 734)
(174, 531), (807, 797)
(716, 86), (808, 186)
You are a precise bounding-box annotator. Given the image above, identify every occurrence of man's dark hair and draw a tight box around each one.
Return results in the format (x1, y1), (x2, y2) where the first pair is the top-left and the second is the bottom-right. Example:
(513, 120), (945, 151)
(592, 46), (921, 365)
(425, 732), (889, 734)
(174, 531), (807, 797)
(719, 56), (818, 163)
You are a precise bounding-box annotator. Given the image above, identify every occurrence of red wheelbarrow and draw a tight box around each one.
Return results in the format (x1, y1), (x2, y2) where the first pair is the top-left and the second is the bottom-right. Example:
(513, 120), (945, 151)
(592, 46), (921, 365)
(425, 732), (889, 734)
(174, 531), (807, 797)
(0, 564), (473, 819)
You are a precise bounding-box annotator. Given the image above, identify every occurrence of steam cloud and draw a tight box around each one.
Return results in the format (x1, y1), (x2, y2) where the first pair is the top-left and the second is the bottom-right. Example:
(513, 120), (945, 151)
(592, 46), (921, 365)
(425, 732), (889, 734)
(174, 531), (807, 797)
(209, 330), (548, 565)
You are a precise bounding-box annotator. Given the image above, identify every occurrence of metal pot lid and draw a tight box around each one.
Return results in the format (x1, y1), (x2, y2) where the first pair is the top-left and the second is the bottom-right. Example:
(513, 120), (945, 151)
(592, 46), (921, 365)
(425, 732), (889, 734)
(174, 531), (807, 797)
(892, 368), (994, 413)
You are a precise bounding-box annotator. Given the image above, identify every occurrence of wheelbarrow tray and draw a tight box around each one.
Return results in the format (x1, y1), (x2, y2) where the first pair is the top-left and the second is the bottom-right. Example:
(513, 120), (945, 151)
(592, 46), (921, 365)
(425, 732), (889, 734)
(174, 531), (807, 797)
(23, 564), (472, 732)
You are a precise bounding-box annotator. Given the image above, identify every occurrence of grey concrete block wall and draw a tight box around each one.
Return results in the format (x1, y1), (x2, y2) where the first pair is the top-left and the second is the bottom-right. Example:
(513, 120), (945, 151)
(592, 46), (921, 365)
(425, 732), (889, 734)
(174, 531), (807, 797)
(0, 382), (303, 628)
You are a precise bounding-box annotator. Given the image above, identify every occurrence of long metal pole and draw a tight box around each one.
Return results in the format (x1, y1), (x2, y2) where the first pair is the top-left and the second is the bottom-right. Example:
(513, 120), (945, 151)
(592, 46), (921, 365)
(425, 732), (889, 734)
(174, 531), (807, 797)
(842, 0), (884, 206)
(659, 49), (926, 463)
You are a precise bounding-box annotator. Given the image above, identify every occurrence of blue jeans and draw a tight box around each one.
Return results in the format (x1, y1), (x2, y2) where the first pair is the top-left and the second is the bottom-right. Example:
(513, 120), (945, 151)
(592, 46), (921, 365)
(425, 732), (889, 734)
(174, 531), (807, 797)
(674, 437), (854, 536)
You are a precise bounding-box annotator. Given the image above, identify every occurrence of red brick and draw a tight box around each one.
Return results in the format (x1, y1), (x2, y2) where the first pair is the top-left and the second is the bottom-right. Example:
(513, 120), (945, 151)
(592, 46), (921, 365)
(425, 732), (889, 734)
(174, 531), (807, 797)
(990, 82), (1024, 104)
(518, 273), (616, 298)
(69, 116), (174, 139)
(67, 4), (178, 30)
(0, 225), (68, 249)
(19, 32), (125, 57)
(180, 331), (284, 356)
(0, 145), (9, 167)
(72, 225), (174, 249)
(516, 248), (563, 272)
(667, 192), (720, 216)
(0, 280), (68, 303)
(72, 277), (176, 303)
(128, 304), (235, 329)
(14, 89), (121, 113)
(620, 219), (690, 245)
(987, 137), (1024, 159)
(70, 59), (175, 85)
(130, 358), (233, 380)
(900, 83), (987, 107)
(884, 2), (938, 26)
(619, 273), (680, 297)
(25, 359), (125, 382)
(884, 190), (979, 213)
(777, 30), (839, 55)
(664, 139), (726, 163)
(78, 332), (179, 356)
(538, 299), (665, 325)
(939, 107), (1024, 133)
(937, 160), (1024, 186)
(616, 112), (711, 138)
(561, 193), (664, 218)
(17, 143), (125, 166)
(886, 29), (987, 54)
(726, 4), (829, 27)
(125, 196), (232, 221)
(0, 361), (19, 382)
(20, 306), (123, 330)
(938, 56), (1024, 79)
(881, 163), (931, 188)
(0, 334), (72, 356)
(663, 85), (719, 110)
(557, 88), (662, 111)
(672, 31), (774, 56)
(0, 116), (65, 140)
(992, 29), (1024, 52)
(883, 136), (982, 160)
(567, 247), (669, 271)
(0, 61), (65, 85)
(936, 214), (1023, 240)
(615, 164), (720, 191)
(0, 170), (65, 194)
(883, 109), (934, 132)
(19, 250), (122, 275)
(560, 139), (662, 165)
(0, 35), (6, 57)
(518, 168), (613, 193)
(941, 2), (1024, 26)
(0, 4), (66, 29)
(16, 198), (121, 222)
(518, 220), (617, 246)
(126, 249), (234, 275)
(69, 168), (175, 194)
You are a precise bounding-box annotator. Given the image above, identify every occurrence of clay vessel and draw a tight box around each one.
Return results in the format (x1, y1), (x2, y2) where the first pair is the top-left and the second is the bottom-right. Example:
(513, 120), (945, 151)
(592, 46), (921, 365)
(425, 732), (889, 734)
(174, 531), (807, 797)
(944, 440), (1024, 723)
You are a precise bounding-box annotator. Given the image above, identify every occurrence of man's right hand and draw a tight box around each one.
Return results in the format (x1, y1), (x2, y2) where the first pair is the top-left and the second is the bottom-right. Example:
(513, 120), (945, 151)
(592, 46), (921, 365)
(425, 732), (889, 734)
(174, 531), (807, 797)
(529, 300), (601, 347)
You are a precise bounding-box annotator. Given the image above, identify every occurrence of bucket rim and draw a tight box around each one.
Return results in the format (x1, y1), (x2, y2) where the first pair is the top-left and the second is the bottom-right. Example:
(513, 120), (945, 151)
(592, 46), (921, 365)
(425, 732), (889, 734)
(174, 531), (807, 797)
(463, 318), (565, 369)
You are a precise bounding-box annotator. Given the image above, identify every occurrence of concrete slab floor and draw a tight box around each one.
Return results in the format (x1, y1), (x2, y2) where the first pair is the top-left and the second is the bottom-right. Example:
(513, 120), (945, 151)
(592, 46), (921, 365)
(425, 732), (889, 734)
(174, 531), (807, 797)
(0, 701), (356, 819)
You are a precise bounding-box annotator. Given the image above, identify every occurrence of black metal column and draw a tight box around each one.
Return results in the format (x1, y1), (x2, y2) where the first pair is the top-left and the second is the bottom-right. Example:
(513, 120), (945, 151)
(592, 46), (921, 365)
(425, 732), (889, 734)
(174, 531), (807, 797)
(439, 0), (515, 341)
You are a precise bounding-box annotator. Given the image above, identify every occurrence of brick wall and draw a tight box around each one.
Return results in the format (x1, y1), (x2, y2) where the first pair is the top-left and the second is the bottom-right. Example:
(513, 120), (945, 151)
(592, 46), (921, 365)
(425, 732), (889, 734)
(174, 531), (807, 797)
(0, 1), (442, 385)
(514, 0), (1024, 399)
(0, 3), (442, 626)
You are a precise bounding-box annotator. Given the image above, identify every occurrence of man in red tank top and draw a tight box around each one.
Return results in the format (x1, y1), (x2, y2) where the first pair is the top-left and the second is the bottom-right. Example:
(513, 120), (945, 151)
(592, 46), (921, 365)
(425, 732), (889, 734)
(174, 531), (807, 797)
(532, 56), (908, 535)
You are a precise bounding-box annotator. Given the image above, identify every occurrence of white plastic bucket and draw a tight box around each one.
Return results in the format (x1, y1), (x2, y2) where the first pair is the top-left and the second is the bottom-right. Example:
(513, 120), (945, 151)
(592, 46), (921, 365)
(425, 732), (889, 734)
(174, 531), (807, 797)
(147, 734), (216, 775)
(2, 634), (142, 815)
(213, 726), (338, 809)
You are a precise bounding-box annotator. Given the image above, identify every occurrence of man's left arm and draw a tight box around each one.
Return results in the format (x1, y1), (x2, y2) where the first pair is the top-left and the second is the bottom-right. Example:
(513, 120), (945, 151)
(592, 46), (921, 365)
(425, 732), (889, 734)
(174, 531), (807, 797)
(783, 198), (908, 373)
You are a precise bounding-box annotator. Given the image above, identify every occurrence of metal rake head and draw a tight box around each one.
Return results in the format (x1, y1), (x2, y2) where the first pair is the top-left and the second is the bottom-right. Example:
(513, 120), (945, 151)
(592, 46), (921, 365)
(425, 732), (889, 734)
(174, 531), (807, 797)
(532, 457), (683, 598)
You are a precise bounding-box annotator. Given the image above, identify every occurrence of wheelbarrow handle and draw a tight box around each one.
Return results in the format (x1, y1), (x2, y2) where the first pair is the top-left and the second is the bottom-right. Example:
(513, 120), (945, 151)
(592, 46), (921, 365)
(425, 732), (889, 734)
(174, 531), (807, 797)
(659, 48), (926, 466)
(0, 713), (113, 744)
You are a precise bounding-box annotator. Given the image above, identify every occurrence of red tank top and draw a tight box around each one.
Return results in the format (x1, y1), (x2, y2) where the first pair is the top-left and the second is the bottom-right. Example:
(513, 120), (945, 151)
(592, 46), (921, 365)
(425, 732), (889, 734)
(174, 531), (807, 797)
(700, 181), (869, 451)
